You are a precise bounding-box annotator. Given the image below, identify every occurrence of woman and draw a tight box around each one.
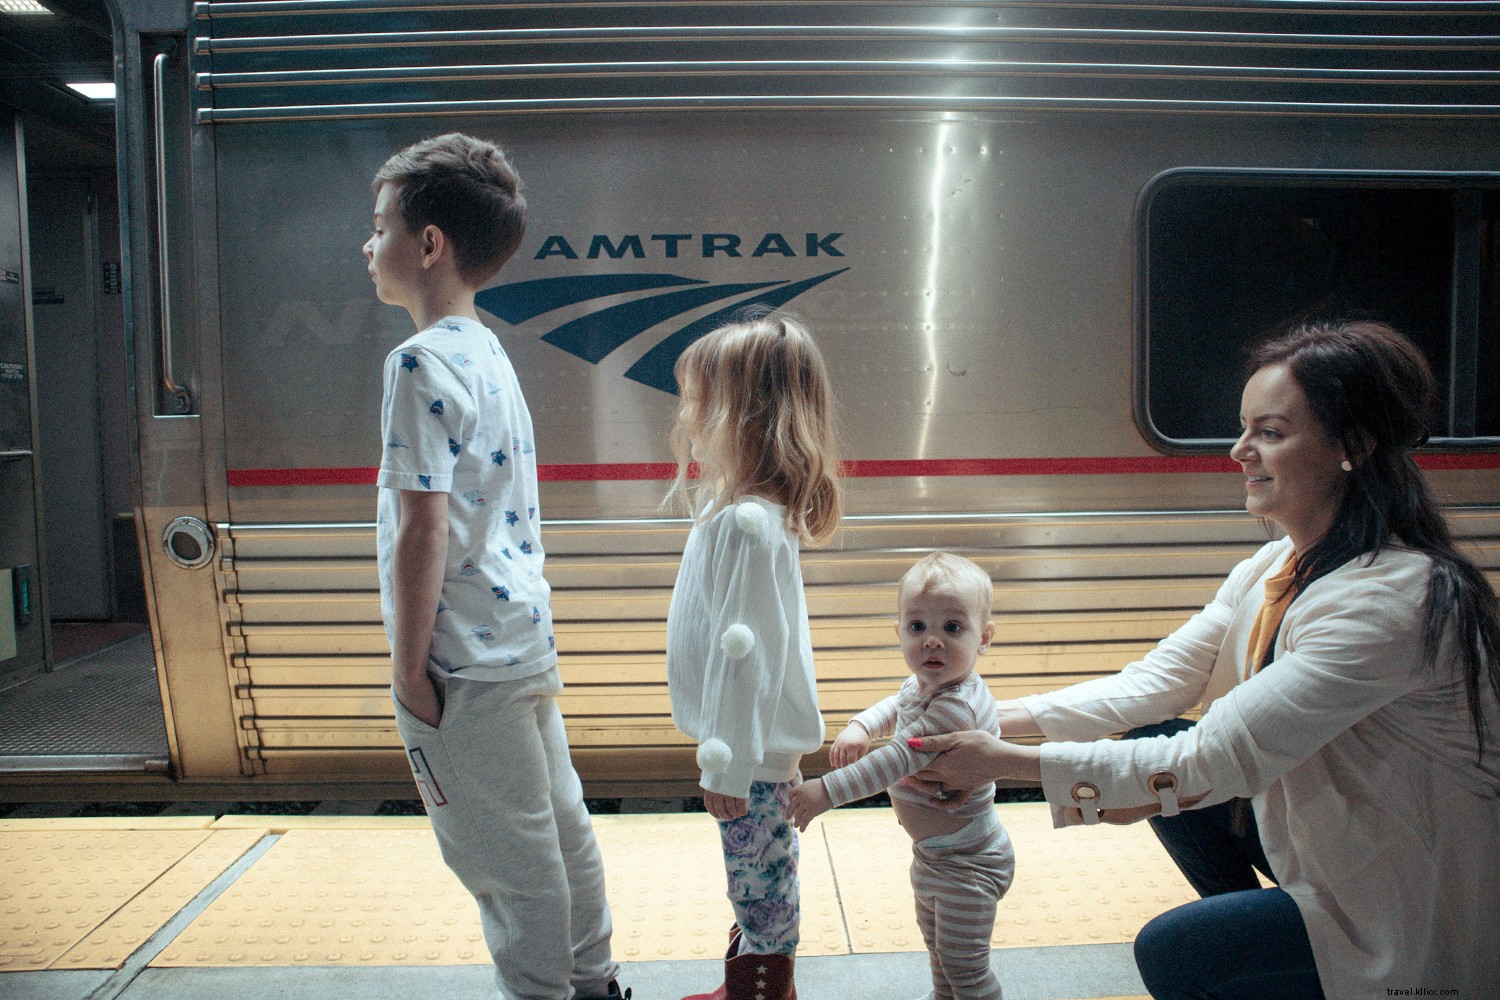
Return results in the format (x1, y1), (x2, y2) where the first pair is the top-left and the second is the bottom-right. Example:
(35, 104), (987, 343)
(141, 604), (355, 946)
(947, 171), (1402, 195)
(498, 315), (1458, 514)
(910, 320), (1500, 999)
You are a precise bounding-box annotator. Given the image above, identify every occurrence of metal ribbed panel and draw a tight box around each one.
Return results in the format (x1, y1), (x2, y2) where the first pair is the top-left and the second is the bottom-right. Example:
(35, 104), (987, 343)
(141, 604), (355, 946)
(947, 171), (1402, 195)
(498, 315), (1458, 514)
(211, 507), (1489, 770)
(189, 1), (1500, 123)
(218, 507), (1500, 770)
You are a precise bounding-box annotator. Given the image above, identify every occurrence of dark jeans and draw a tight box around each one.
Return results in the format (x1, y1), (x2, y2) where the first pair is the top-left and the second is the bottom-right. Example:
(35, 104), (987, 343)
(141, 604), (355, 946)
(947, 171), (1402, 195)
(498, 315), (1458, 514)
(1123, 720), (1326, 1000)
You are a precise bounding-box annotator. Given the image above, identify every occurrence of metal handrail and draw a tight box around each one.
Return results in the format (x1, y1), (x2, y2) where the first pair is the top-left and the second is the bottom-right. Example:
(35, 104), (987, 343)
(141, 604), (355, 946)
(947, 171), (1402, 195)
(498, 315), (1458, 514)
(192, 0), (1500, 17)
(197, 93), (1500, 124)
(193, 25), (1500, 56)
(154, 50), (193, 414)
(194, 59), (1500, 90)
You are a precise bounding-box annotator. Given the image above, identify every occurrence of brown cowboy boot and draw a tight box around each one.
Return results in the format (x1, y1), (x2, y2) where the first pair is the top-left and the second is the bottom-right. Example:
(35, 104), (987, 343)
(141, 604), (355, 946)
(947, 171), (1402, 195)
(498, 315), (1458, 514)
(682, 926), (798, 1000)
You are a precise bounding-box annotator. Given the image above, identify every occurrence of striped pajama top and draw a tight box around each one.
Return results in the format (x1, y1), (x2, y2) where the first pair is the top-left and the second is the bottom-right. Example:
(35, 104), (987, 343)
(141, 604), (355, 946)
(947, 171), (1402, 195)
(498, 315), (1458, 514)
(822, 673), (1000, 821)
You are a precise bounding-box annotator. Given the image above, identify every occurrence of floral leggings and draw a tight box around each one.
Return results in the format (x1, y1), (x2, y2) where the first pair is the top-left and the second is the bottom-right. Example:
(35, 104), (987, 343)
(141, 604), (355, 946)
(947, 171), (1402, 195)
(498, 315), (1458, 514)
(717, 778), (800, 956)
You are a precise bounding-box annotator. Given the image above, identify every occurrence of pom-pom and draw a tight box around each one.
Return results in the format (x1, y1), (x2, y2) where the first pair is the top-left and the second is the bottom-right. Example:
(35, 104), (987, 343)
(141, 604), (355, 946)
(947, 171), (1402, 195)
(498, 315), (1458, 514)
(697, 738), (733, 773)
(720, 623), (756, 659)
(734, 501), (769, 537)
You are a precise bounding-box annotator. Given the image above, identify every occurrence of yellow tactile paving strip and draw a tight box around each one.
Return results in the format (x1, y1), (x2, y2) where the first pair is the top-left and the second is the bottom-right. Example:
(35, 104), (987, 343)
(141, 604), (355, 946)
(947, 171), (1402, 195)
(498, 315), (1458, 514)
(154, 829), (487, 967)
(155, 815), (849, 967)
(821, 804), (1197, 952)
(208, 815), (431, 833)
(0, 804), (1195, 972)
(0, 825), (264, 971)
(51, 829), (266, 969)
(0, 817), (216, 832)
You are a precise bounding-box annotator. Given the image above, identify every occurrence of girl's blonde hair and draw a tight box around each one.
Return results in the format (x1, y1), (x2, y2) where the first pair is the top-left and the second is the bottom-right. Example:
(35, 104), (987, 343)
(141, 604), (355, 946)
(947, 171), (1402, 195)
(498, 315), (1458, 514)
(668, 311), (842, 545)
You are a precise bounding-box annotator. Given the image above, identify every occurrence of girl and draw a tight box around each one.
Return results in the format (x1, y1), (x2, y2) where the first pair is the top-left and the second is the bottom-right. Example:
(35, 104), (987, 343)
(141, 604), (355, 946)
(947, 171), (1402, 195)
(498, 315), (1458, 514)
(665, 311), (842, 1000)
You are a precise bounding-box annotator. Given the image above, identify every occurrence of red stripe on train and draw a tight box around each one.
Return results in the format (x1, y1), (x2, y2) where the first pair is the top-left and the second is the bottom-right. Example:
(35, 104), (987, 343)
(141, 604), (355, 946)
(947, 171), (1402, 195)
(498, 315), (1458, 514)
(225, 453), (1500, 487)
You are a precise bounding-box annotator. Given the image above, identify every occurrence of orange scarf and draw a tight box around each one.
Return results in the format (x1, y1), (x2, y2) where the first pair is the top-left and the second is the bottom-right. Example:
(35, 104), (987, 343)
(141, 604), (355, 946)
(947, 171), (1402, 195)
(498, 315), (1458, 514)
(1245, 558), (1299, 677)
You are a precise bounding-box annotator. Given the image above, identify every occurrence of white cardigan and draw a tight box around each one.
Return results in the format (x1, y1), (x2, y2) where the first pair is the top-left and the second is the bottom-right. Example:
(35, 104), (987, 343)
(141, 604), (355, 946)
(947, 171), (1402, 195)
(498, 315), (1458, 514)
(1023, 538), (1500, 997)
(666, 497), (824, 798)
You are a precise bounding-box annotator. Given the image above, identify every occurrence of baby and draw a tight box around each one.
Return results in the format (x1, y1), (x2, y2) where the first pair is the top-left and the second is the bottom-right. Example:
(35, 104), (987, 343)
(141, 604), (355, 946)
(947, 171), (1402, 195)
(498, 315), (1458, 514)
(788, 552), (1013, 1000)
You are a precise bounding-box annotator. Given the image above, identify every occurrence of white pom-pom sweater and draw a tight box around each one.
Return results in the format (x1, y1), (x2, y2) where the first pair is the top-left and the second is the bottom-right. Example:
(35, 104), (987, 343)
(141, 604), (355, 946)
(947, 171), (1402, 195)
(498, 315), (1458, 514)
(667, 497), (825, 797)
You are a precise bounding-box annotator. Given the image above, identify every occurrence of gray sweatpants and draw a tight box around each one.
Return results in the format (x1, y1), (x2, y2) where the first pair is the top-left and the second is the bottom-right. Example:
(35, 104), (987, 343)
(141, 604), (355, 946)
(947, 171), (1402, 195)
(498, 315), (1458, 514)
(911, 810), (1015, 1000)
(392, 667), (618, 1000)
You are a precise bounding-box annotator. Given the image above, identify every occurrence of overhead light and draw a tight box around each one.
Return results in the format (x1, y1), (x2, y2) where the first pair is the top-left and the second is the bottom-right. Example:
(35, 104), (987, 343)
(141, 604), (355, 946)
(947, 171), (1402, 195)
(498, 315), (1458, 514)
(67, 82), (116, 101)
(0, 0), (53, 13)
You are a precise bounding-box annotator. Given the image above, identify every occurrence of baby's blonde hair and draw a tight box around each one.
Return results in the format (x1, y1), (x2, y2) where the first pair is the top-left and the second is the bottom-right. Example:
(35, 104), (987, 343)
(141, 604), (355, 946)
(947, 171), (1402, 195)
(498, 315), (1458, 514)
(668, 311), (842, 545)
(899, 552), (993, 621)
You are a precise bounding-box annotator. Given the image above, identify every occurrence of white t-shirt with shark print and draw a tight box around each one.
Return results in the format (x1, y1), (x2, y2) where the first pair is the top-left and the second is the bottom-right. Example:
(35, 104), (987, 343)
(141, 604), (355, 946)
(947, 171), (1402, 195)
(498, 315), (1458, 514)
(376, 314), (555, 680)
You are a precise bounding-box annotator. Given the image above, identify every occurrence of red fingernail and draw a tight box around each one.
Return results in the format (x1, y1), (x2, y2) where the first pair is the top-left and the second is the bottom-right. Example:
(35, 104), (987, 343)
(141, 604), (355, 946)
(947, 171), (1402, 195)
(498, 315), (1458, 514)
(907, 737), (924, 749)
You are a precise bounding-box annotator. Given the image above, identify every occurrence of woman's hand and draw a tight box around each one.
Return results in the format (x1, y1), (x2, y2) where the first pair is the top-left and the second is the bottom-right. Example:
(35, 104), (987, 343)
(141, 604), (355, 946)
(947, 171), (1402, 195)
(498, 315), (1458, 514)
(907, 730), (1041, 797)
(704, 791), (748, 821)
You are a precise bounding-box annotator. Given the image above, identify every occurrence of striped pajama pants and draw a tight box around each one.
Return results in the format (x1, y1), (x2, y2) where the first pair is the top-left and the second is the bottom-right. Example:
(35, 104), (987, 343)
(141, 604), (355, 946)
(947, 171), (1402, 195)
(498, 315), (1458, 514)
(910, 811), (1014, 1000)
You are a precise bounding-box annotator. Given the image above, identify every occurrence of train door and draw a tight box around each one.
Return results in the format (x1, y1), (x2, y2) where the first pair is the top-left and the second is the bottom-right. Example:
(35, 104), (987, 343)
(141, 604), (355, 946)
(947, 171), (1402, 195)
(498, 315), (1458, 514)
(30, 172), (114, 623)
(113, 28), (243, 780)
(0, 147), (166, 774)
(0, 0), (251, 781)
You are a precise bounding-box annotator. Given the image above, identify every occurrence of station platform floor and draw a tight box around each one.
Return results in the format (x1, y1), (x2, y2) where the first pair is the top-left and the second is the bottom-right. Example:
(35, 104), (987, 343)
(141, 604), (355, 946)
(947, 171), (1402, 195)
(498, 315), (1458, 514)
(0, 801), (1185, 1000)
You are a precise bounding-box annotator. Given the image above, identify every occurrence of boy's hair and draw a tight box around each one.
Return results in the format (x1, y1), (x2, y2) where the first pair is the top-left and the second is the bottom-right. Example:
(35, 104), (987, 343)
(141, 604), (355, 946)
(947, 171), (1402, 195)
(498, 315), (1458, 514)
(371, 132), (527, 286)
(668, 310), (843, 545)
(899, 552), (993, 621)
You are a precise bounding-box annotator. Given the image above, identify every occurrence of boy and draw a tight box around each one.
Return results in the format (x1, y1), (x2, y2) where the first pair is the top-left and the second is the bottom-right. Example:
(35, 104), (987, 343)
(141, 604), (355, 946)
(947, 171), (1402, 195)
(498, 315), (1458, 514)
(787, 552), (1013, 1000)
(365, 132), (627, 1000)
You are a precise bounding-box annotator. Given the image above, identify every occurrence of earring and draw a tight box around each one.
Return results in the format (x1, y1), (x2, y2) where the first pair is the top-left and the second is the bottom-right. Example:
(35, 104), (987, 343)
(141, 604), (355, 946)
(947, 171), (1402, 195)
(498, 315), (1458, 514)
(1340, 460), (1354, 472)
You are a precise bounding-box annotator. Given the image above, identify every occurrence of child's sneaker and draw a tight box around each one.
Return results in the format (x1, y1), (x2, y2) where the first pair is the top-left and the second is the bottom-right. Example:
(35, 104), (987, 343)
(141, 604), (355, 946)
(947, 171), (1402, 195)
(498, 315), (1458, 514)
(581, 981), (631, 1000)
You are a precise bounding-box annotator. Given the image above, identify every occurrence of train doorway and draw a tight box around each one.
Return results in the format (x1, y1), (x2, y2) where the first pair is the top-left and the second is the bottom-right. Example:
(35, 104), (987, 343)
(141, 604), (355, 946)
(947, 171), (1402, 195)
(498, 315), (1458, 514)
(0, 0), (167, 780)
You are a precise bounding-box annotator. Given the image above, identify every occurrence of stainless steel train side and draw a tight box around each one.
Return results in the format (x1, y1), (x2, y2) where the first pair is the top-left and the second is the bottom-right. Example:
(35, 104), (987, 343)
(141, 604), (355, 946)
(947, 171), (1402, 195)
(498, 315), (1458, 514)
(108, 0), (1500, 791)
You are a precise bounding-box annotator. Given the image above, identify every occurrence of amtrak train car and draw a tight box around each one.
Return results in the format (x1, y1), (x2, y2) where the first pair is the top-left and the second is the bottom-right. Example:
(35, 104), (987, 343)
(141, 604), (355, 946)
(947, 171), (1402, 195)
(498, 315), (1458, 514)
(100, 0), (1500, 791)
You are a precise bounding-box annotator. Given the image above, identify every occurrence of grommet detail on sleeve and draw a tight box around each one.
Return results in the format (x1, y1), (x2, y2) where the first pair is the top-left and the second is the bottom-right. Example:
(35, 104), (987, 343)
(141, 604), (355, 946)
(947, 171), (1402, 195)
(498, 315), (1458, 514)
(720, 623), (756, 659)
(1071, 781), (1102, 826)
(1149, 771), (1181, 818)
(734, 501), (769, 537)
(697, 737), (733, 774)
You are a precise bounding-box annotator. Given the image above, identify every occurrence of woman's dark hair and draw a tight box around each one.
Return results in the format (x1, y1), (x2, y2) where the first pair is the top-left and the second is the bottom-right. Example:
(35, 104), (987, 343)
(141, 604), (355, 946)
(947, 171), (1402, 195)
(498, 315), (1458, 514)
(1251, 320), (1500, 755)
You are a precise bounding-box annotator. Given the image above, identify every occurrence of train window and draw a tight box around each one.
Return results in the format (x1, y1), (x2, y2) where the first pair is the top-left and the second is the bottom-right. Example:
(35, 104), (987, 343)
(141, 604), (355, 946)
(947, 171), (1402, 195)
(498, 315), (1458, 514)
(1478, 191), (1500, 437)
(1141, 174), (1499, 447)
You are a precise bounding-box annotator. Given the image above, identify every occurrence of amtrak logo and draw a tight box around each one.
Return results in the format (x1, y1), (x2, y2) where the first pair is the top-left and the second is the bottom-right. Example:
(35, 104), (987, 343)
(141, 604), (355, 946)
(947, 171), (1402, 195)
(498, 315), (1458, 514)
(476, 241), (849, 393)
